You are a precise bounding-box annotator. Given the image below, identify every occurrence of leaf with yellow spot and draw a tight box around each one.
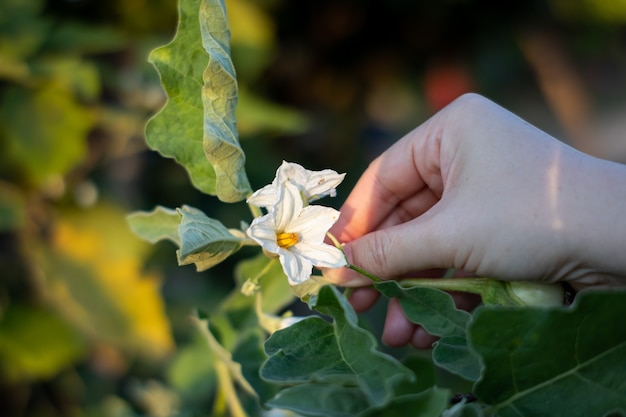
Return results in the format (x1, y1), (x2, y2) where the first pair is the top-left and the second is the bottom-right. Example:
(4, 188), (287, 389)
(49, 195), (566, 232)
(42, 203), (174, 360)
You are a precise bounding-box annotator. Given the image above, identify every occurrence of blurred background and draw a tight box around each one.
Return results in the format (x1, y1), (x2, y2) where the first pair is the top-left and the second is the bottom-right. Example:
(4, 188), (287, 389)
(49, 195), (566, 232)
(1, 0), (626, 416)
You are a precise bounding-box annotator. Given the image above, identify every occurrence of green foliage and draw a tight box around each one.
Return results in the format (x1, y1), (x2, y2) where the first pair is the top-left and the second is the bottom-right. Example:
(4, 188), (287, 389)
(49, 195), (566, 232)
(146, 0), (250, 202)
(470, 289), (626, 416)
(177, 205), (245, 270)
(0, 305), (86, 382)
(126, 205), (181, 245)
(127, 204), (247, 271)
(262, 285), (423, 416)
(376, 281), (482, 381)
(4, 0), (623, 415)
(126, 0), (626, 416)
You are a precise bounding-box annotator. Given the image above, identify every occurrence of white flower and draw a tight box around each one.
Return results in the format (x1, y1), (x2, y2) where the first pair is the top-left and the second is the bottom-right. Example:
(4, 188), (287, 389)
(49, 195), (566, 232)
(246, 181), (347, 285)
(247, 161), (345, 208)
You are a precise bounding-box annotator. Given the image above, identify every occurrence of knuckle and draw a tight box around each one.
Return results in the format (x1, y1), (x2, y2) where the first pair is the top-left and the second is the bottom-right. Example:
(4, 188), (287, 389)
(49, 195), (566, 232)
(367, 230), (393, 277)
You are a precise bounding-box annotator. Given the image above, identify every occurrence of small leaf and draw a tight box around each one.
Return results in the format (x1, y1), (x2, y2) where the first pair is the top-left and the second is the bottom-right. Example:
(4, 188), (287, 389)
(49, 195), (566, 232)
(470, 290), (626, 416)
(177, 205), (243, 271)
(126, 205), (181, 245)
(376, 281), (481, 381)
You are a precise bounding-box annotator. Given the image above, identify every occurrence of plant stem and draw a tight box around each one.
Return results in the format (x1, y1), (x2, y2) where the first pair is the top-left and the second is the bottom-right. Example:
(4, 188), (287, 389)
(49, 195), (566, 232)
(214, 361), (248, 417)
(399, 277), (494, 295)
(326, 232), (522, 305)
(348, 263), (382, 283)
(248, 202), (263, 219)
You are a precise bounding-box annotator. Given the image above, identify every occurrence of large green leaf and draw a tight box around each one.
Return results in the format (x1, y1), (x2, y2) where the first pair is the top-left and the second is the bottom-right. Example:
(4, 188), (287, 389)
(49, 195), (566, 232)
(199, 0), (250, 202)
(261, 285), (415, 416)
(376, 281), (482, 381)
(146, 0), (250, 202)
(470, 290), (626, 417)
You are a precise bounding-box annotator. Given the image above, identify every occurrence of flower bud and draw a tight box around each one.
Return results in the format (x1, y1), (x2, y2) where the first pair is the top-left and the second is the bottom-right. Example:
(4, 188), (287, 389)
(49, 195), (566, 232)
(506, 282), (564, 307)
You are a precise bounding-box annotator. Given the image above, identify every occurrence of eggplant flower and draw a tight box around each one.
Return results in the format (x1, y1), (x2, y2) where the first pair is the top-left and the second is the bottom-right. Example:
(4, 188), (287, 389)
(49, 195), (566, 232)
(246, 181), (347, 285)
(247, 161), (345, 208)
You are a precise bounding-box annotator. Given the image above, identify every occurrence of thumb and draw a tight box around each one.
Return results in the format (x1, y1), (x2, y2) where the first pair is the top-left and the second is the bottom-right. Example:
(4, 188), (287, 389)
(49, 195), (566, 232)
(324, 214), (452, 285)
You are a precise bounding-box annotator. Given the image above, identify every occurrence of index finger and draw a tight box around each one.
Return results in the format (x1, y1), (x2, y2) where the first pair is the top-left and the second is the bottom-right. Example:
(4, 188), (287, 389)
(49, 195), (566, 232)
(331, 119), (445, 242)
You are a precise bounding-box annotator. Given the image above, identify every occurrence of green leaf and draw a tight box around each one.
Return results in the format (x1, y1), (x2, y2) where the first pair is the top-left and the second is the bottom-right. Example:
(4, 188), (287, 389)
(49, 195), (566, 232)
(199, 0), (251, 202)
(376, 281), (481, 381)
(0, 304), (86, 382)
(0, 181), (26, 232)
(470, 290), (626, 416)
(177, 205), (243, 271)
(146, 0), (250, 202)
(310, 286), (415, 405)
(432, 336), (482, 383)
(360, 386), (451, 417)
(443, 401), (485, 417)
(262, 286), (415, 415)
(265, 385), (370, 417)
(0, 82), (93, 185)
(126, 205), (181, 245)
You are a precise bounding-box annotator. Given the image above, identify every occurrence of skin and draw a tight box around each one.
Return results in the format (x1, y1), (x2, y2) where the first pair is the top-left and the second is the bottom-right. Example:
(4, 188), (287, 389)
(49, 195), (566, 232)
(323, 93), (626, 349)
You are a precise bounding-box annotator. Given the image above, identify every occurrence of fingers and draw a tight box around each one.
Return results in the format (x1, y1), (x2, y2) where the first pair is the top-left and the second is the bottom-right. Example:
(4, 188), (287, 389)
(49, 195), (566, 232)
(382, 290), (482, 349)
(382, 298), (416, 347)
(330, 117), (446, 244)
(347, 287), (380, 312)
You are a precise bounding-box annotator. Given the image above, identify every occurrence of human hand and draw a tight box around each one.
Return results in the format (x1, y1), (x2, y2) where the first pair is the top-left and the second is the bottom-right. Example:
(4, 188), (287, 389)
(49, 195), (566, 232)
(324, 93), (626, 348)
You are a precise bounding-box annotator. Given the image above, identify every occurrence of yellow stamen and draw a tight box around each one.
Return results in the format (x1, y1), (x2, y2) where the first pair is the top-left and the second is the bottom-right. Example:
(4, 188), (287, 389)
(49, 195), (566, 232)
(276, 232), (299, 248)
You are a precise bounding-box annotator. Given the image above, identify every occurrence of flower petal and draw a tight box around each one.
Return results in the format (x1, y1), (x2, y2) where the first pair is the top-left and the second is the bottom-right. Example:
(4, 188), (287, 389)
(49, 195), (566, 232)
(288, 205), (341, 243)
(277, 161), (345, 202)
(291, 241), (347, 268)
(302, 170), (346, 201)
(273, 181), (303, 232)
(279, 247), (314, 285)
(247, 184), (278, 208)
(246, 215), (280, 254)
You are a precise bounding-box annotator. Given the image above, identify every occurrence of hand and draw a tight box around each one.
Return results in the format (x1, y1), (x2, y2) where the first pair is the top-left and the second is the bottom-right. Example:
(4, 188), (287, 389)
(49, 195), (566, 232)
(324, 93), (626, 348)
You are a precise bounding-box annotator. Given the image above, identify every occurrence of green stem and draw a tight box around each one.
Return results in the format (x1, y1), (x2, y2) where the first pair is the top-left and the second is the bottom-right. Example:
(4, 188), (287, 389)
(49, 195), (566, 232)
(399, 277), (494, 295)
(326, 232), (522, 305)
(246, 192), (263, 219)
(348, 264), (382, 283)
(326, 232), (382, 283)
(214, 361), (248, 417)
(248, 202), (263, 219)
